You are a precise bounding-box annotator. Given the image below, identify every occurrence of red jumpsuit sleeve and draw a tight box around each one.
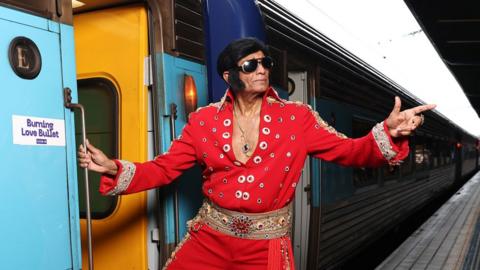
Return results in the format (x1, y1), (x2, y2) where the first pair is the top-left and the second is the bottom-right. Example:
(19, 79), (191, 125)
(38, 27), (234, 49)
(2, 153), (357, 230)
(301, 105), (409, 167)
(99, 116), (198, 196)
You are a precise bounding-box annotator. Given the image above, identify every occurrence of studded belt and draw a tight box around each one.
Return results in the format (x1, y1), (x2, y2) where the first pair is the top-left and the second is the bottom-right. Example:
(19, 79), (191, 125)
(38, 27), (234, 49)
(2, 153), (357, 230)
(189, 200), (292, 240)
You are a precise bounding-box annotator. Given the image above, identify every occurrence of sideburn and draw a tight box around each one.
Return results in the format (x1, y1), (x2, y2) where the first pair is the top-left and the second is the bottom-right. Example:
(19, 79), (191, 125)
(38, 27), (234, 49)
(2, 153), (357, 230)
(227, 69), (245, 92)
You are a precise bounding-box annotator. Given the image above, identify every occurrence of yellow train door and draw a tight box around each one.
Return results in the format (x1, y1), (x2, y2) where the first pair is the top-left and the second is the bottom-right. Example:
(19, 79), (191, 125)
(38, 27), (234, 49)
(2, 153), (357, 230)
(74, 5), (149, 269)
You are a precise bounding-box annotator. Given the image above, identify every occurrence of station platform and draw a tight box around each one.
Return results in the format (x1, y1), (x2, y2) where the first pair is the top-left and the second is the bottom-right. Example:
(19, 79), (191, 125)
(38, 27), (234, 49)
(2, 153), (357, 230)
(377, 171), (480, 270)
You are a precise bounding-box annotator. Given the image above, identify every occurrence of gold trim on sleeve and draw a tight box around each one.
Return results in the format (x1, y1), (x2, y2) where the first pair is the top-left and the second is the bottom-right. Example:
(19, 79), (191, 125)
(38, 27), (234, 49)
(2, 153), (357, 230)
(105, 160), (136, 196)
(302, 104), (347, 139)
(372, 121), (398, 162)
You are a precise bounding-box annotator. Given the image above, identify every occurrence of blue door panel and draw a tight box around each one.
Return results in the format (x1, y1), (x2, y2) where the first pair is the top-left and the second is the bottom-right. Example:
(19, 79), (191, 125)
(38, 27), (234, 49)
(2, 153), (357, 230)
(160, 53), (207, 243)
(0, 9), (75, 270)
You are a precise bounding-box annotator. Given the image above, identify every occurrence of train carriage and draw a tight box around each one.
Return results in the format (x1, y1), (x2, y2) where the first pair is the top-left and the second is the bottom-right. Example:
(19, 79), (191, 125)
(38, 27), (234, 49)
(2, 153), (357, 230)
(1, 0), (478, 269)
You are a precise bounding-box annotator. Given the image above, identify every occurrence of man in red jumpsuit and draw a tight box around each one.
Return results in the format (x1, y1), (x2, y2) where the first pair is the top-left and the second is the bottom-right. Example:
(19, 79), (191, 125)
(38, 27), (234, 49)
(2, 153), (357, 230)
(78, 38), (435, 269)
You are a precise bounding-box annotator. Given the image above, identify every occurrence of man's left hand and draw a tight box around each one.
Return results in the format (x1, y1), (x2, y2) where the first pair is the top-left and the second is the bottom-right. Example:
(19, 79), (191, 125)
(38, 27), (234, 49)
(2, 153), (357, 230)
(386, 96), (436, 138)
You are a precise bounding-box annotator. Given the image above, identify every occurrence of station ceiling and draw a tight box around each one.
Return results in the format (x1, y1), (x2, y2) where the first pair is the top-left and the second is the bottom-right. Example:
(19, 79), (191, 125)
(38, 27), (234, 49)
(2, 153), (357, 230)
(404, 0), (480, 117)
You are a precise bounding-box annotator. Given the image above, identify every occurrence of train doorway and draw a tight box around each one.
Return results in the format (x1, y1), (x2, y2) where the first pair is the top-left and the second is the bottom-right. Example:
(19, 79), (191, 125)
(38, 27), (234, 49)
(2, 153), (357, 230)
(74, 5), (151, 269)
(289, 71), (311, 270)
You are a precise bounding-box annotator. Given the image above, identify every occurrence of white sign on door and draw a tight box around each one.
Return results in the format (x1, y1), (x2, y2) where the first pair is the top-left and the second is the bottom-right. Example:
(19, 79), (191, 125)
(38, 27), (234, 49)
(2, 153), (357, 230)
(12, 115), (66, 146)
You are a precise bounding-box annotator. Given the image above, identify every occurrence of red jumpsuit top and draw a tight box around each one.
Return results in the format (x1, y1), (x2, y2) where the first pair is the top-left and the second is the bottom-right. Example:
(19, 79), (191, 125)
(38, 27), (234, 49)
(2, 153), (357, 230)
(99, 87), (408, 269)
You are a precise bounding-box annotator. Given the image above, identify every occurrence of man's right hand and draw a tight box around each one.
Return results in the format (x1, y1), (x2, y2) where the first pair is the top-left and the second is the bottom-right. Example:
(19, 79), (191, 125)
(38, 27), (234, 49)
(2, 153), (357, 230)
(78, 141), (118, 175)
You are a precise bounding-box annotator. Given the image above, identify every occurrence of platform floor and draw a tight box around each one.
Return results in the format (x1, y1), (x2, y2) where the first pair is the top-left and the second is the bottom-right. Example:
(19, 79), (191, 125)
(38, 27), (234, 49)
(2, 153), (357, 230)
(377, 172), (480, 270)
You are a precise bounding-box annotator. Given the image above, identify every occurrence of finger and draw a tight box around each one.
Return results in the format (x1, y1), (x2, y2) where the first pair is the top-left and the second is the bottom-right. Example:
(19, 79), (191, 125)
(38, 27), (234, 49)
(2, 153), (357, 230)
(79, 159), (89, 165)
(392, 96), (401, 114)
(79, 143), (91, 155)
(413, 104), (436, 114)
(78, 159), (89, 167)
(78, 153), (91, 162)
(85, 140), (100, 154)
(399, 130), (413, 136)
(394, 129), (406, 137)
(400, 124), (416, 132)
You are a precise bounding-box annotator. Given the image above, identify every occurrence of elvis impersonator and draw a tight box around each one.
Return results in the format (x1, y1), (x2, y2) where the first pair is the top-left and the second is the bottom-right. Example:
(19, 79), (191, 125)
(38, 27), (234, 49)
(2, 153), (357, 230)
(78, 38), (436, 269)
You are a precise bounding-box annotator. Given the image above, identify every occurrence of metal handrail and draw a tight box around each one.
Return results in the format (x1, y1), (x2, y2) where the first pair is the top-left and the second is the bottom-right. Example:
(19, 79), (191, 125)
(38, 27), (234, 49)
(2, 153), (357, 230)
(64, 87), (94, 270)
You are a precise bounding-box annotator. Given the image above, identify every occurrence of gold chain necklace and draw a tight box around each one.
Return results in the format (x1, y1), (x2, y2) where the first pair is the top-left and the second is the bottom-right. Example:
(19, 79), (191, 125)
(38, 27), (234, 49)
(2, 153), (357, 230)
(233, 106), (252, 157)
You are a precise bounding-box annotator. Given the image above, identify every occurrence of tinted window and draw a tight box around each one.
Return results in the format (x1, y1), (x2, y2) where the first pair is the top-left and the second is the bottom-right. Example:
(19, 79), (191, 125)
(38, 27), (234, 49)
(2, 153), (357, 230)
(75, 78), (118, 219)
(414, 136), (431, 171)
(401, 140), (414, 176)
(352, 117), (378, 187)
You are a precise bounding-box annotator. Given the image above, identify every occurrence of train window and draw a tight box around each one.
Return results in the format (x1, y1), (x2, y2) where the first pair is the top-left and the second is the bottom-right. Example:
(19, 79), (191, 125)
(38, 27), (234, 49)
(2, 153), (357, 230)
(445, 142), (455, 165)
(440, 141), (453, 166)
(75, 78), (118, 219)
(414, 136), (431, 171)
(437, 141), (443, 166)
(437, 140), (447, 167)
(469, 147), (477, 160)
(401, 140), (414, 177)
(352, 117), (379, 187)
(431, 140), (441, 168)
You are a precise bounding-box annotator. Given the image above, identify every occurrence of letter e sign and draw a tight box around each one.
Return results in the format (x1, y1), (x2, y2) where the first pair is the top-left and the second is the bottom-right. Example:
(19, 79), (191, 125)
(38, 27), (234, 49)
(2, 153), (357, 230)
(8, 36), (42, 80)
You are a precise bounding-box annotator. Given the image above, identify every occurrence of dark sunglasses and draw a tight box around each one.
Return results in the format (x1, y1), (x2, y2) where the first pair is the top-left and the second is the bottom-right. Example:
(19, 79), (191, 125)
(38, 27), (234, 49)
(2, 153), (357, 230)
(236, 56), (274, 73)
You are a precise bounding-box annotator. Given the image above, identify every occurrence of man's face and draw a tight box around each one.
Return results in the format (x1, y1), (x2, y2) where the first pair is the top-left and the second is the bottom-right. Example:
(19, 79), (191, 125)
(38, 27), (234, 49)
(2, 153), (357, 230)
(236, 51), (270, 94)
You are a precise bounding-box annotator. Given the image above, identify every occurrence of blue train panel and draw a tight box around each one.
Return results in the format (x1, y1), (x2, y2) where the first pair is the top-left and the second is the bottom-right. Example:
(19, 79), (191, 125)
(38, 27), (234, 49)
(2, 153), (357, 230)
(203, 0), (266, 102)
(60, 22), (83, 270)
(0, 6), (80, 270)
(160, 53), (208, 243)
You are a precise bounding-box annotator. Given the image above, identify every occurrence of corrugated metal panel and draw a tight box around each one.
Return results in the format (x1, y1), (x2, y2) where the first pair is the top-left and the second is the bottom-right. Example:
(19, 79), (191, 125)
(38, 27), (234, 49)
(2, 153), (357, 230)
(318, 167), (455, 269)
(174, 0), (204, 61)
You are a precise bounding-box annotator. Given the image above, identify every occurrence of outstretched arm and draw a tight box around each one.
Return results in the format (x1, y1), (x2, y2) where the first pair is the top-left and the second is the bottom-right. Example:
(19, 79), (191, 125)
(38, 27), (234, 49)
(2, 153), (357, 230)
(77, 113), (199, 196)
(302, 97), (435, 167)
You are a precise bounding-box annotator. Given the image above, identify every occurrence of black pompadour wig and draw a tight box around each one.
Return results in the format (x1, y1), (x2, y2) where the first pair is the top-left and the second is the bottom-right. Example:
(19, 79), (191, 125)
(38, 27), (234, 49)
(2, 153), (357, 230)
(216, 37), (270, 77)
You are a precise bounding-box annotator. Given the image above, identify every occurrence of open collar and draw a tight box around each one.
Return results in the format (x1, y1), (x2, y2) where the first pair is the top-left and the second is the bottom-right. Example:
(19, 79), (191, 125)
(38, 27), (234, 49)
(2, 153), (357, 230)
(216, 86), (284, 113)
